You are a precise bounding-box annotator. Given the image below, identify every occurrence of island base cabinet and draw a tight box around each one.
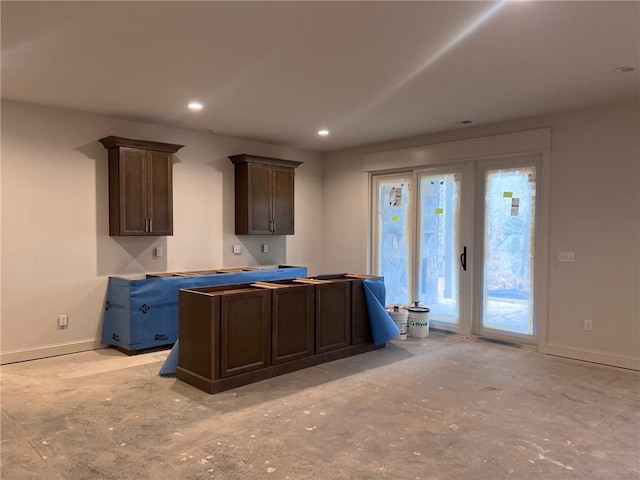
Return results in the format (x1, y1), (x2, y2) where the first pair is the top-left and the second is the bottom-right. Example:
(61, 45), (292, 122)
(176, 276), (385, 394)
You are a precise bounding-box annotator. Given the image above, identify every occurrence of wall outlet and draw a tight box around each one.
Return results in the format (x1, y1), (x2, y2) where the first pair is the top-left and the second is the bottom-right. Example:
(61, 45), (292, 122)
(584, 319), (593, 331)
(262, 244), (269, 253)
(558, 251), (575, 262)
(58, 314), (68, 329)
(232, 244), (242, 255)
(154, 246), (163, 257)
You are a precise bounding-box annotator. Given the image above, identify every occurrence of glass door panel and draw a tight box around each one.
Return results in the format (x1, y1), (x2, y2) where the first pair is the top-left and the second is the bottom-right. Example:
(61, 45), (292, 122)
(480, 166), (537, 336)
(418, 172), (461, 326)
(374, 176), (412, 306)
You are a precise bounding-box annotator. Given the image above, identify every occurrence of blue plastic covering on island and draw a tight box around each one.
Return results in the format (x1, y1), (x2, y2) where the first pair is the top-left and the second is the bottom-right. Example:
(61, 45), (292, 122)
(362, 277), (400, 345)
(103, 266), (307, 352)
(159, 275), (399, 376)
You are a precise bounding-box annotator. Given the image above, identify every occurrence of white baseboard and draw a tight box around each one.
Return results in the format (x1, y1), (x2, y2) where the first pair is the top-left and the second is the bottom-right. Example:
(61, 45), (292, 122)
(1, 339), (105, 365)
(544, 343), (640, 371)
(3, 338), (637, 371)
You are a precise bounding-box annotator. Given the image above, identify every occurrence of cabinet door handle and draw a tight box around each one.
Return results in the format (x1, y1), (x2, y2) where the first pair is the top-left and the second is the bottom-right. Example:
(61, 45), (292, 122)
(144, 218), (148, 233)
(272, 220), (276, 233)
(149, 218), (153, 233)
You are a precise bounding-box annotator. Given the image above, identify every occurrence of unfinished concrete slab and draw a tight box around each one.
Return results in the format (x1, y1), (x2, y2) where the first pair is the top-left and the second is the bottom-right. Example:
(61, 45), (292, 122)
(2, 333), (638, 479)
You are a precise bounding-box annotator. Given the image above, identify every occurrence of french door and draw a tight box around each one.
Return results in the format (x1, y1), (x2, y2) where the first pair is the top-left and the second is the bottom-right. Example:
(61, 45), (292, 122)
(372, 156), (540, 343)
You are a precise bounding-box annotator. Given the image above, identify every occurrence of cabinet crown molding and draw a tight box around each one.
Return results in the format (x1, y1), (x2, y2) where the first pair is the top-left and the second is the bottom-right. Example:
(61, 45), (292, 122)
(99, 136), (184, 154)
(229, 154), (302, 169)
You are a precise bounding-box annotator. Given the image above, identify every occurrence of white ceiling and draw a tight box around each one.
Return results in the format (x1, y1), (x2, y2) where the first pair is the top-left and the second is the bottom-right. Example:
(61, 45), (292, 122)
(2, 1), (638, 152)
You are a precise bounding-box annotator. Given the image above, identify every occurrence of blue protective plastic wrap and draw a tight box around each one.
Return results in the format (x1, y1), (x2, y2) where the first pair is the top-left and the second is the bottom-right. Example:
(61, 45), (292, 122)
(362, 277), (400, 345)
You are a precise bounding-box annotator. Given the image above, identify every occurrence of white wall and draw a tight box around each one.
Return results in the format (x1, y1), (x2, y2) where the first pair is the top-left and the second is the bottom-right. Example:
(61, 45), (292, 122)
(322, 101), (639, 369)
(1, 100), (323, 360)
(3, 99), (638, 369)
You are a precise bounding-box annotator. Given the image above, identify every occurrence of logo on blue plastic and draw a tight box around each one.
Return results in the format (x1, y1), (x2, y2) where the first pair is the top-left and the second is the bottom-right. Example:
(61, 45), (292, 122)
(154, 334), (169, 342)
(139, 301), (178, 314)
(112, 333), (120, 341)
(105, 301), (125, 311)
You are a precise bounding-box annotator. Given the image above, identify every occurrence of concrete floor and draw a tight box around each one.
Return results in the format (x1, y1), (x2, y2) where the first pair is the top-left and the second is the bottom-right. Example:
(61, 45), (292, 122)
(2, 333), (639, 480)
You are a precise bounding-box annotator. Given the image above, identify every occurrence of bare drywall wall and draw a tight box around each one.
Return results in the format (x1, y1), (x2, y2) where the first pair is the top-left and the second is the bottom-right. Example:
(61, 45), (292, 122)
(0, 101), (322, 359)
(322, 101), (639, 368)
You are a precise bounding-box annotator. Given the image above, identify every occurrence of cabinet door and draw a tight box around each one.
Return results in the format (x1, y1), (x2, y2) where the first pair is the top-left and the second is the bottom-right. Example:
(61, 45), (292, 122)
(272, 167), (295, 234)
(316, 282), (352, 353)
(272, 285), (314, 364)
(351, 279), (373, 345)
(117, 147), (148, 235)
(247, 164), (273, 234)
(220, 290), (271, 378)
(147, 150), (173, 235)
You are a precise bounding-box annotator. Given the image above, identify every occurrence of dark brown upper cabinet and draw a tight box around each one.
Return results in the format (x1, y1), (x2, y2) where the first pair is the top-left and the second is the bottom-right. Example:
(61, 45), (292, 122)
(229, 154), (302, 235)
(100, 136), (184, 236)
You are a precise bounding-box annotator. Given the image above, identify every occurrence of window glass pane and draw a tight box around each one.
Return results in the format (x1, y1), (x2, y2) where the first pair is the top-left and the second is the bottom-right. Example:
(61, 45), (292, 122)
(418, 173), (460, 325)
(482, 167), (536, 335)
(376, 178), (411, 305)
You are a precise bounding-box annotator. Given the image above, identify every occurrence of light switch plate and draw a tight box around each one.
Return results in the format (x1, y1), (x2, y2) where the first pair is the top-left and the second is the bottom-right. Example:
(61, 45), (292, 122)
(232, 244), (242, 255)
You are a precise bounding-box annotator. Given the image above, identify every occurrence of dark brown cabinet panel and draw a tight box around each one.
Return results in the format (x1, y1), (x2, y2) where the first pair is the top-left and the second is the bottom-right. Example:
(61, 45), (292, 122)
(272, 167), (295, 234)
(220, 290), (271, 378)
(178, 290), (219, 381)
(118, 147), (147, 234)
(315, 281), (352, 353)
(272, 285), (314, 364)
(100, 136), (183, 236)
(148, 150), (174, 234)
(229, 154), (302, 235)
(247, 163), (271, 234)
(350, 279), (374, 345)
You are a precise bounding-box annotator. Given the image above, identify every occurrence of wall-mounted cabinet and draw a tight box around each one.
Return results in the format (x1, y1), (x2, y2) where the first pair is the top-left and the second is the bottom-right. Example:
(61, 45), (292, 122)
(99, 136), (184, 236)
(229, 154), (302, 235)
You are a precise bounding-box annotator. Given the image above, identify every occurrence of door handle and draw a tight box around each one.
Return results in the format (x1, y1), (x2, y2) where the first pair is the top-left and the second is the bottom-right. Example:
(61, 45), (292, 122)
(460, 246), (467, 271)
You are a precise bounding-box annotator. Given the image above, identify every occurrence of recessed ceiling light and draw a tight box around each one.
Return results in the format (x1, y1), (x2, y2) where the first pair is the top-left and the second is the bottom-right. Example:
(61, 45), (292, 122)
(318, 129), (330, 136)
(612, 65), (635, 73)
(188, 102), (203, 111)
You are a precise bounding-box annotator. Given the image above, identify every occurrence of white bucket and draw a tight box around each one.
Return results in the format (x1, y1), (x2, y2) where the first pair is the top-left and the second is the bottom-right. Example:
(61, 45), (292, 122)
(408, 304), (430, 338)
(386, 305), (408, 340)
